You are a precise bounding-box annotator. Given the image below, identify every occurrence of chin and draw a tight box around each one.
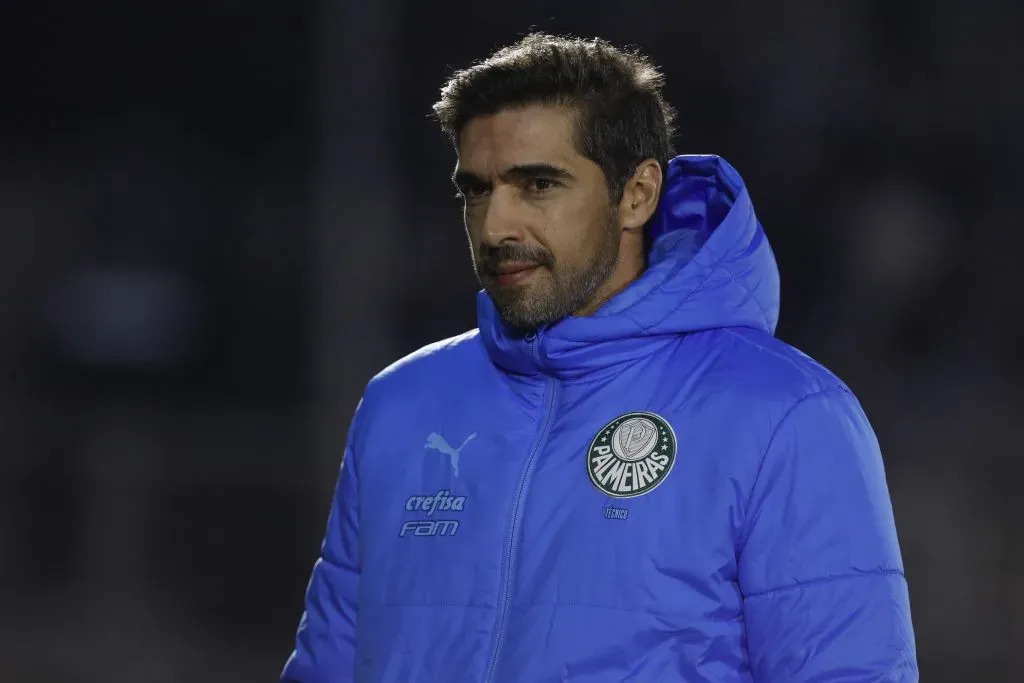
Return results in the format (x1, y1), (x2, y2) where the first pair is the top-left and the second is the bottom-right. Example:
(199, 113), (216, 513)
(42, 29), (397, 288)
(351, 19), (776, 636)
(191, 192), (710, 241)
(502, 303), (565, 331)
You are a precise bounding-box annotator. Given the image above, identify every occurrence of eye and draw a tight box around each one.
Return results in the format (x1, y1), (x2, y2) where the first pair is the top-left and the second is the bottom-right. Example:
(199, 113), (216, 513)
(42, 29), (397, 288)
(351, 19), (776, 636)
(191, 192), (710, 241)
(456, 184), (489, 201)
(526, 177), (557, 194)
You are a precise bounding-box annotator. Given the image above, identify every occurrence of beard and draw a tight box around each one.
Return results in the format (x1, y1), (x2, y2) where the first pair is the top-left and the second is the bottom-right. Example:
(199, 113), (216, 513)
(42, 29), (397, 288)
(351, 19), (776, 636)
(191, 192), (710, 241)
(475, 209), (621, 331)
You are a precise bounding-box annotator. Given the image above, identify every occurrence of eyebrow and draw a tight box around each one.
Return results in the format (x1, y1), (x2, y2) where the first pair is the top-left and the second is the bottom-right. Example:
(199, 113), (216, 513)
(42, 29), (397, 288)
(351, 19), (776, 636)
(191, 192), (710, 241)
(452, 163), (576, 188)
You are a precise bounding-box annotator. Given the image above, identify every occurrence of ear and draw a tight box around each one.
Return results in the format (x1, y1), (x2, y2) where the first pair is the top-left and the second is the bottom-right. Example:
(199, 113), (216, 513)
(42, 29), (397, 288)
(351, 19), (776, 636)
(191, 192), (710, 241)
(618, 159), (663, 233)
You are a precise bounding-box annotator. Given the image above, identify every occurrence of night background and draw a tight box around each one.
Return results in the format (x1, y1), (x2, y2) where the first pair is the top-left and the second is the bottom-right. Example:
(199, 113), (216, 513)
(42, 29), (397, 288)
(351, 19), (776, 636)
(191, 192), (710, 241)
(0, 1), (1020, 680)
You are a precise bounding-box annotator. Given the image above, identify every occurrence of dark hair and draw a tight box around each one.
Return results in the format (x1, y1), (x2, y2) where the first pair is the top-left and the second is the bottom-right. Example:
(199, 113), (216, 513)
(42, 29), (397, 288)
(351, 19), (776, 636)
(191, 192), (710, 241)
(433, 32), (677, 202)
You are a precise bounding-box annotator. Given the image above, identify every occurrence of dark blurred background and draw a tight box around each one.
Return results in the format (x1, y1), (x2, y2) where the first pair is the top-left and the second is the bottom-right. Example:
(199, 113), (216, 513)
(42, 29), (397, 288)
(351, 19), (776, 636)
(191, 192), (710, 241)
(1, 1), (1020, 681)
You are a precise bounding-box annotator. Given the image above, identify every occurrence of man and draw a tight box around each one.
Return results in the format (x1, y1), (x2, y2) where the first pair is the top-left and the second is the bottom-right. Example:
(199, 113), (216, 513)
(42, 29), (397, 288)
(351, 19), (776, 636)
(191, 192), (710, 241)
(281, 33), (918, 682)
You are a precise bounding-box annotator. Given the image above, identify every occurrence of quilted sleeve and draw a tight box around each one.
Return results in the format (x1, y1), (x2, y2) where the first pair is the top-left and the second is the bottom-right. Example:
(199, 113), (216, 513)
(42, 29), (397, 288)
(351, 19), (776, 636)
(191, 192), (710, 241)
(738, 388), (918, 682)
(280, 400), (364, 683)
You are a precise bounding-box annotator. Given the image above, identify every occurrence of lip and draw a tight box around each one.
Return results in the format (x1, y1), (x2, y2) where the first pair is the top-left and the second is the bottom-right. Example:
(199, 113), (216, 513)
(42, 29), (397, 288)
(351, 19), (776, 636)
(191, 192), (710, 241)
(492, 263), (541, 286)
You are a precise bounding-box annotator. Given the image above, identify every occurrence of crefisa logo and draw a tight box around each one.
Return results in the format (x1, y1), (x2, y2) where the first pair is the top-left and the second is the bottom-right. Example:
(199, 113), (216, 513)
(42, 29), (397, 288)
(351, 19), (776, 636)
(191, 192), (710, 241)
(400, 490), (465, 537)
(587, 412), (677, 498)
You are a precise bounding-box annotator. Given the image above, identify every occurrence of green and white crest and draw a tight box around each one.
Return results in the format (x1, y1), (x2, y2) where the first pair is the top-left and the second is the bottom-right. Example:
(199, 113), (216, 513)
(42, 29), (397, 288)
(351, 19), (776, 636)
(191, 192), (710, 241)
(587, 412), (677, 498)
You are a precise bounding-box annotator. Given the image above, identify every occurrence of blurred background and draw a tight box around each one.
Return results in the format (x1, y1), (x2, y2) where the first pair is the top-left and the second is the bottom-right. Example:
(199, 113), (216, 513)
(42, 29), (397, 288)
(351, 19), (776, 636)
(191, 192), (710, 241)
(0, 0), (1020, 680)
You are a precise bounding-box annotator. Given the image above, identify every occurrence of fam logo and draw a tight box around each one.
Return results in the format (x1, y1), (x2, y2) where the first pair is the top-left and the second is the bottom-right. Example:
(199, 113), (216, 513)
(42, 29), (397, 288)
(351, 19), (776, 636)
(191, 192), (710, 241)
(400, 489), (466, 538)
(587, 412), (677, 498)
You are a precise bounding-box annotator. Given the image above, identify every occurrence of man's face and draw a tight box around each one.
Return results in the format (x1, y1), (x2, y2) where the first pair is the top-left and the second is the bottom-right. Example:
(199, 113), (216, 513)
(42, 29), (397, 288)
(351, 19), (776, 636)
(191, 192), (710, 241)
(454, 105), (622, 330)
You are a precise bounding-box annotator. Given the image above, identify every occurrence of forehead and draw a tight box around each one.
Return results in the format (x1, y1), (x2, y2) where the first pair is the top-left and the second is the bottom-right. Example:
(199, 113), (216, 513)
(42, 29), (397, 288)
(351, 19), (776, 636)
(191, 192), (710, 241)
(456, 105), (581, 173)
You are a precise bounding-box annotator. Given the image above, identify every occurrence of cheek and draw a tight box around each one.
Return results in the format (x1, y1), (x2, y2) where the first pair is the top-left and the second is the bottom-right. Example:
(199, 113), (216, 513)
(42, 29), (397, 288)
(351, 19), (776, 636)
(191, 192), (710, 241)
(548, 202), (608, 258)
(463, 204), (488, 239)
(463, 213), (495, 271)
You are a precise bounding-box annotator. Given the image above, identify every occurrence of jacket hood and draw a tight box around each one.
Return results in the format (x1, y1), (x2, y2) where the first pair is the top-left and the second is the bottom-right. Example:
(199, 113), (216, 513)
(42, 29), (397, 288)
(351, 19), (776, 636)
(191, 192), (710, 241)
(478, 154), (780, 379)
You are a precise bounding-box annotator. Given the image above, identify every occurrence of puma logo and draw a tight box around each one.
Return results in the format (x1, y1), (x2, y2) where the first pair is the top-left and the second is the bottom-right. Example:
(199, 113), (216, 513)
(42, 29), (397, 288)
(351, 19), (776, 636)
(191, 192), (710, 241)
(424, 432), (477, 477)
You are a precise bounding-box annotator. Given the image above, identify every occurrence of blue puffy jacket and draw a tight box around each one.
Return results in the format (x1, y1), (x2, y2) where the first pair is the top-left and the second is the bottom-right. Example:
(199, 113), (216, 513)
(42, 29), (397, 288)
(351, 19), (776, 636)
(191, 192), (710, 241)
(281, 155), (918, 682)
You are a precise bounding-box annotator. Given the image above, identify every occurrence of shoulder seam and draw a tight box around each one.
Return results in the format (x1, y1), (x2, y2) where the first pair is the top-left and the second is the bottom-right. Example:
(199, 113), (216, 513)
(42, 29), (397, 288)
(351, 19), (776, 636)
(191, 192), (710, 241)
(720, 328), (829, 381)
(743, 568), (906, 601)
(372, 329), (481, 381)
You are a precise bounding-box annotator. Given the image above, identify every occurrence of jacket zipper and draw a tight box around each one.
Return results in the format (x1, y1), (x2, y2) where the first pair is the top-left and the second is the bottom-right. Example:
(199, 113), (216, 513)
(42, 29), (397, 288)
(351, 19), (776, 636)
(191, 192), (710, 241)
(484, 339), (559, 683)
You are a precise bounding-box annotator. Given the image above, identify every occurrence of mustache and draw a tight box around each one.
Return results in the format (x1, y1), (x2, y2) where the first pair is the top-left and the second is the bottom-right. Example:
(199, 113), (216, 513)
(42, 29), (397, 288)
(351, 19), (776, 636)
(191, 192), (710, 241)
(479, 244), (554, 275)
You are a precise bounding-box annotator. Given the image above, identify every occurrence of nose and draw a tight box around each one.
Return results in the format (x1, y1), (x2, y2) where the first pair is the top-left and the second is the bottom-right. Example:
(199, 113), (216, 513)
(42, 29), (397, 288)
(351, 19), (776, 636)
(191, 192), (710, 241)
(479, 187), (524, 246)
